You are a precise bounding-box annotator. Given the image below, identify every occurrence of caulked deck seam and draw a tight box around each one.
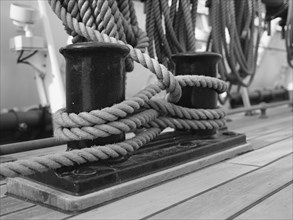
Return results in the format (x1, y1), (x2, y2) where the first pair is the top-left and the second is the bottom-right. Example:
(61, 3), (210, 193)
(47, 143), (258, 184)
(0, 204), (36, 217)
(140, 152), (293, 220)
(226, 181), (293, 220)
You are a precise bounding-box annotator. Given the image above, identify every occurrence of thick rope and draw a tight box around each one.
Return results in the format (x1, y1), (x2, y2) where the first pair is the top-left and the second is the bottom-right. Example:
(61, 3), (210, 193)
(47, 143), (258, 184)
(0, 128), (161, 177)
(63, 0), (149, 72)
(0, 0), (228, 178)
(54, 75), (226, 141)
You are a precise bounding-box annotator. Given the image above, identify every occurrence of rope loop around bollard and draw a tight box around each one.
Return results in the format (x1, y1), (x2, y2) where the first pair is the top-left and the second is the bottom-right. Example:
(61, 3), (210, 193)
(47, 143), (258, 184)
(0, 0), (228, 178)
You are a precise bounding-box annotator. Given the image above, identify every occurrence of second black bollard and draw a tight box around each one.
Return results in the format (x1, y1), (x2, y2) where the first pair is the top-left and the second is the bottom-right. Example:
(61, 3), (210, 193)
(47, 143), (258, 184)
(172, 52), (222, 137)
(60, 42), (130, 150)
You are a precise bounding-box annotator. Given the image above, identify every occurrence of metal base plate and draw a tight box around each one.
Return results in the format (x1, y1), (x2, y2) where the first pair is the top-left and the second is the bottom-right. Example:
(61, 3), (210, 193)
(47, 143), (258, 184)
(6, 130), (252, 212)
(26, 130), (247, 195)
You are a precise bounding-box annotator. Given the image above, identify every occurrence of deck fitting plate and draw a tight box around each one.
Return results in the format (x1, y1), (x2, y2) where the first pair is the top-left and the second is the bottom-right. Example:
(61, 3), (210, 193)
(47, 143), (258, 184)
(6, 130), (252, 212)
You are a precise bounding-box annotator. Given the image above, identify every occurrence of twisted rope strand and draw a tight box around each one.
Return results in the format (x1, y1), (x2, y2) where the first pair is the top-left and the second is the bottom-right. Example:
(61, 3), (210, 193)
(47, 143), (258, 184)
(0, 128), (161, 178)
(49, 0), (182, 100)
(54, 76), (226, 130)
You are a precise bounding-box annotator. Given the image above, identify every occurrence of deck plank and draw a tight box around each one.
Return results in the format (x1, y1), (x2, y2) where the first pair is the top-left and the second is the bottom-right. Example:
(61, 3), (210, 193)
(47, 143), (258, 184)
(235, 184), (293, 220)
(227, 137), (292, 167)
(0, 196), (35, 216)
(233, 116), (290, 136)
(248, 126), (293, 150)
(147, 154), (293, 220)
(69, 163), (255, 220)
(1, 205), (71, 220)
(245, 119), (292, 142)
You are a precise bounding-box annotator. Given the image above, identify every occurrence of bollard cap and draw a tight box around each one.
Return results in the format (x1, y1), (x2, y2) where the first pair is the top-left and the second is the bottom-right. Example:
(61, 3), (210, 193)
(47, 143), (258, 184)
(172, 52), (222, 72)
(60, 41), (130, 57)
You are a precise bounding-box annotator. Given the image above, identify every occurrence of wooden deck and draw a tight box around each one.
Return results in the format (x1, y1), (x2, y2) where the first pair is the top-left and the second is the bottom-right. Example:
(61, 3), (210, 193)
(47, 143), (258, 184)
(0, 105), (292, 219)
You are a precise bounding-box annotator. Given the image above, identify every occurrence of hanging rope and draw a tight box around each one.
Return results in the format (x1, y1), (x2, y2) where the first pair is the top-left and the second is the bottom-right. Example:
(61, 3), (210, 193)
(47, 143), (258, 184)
(208, 0), (263, 103)
(62, 0), (149, 72)
(0, 0), (227, 178)
(145, 0), (198, 69)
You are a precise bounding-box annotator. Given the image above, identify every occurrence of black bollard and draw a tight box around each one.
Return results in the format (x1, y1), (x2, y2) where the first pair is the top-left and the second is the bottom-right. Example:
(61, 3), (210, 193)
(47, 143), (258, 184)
(172, 52), (222, 137)
(60, 42), (130, 150)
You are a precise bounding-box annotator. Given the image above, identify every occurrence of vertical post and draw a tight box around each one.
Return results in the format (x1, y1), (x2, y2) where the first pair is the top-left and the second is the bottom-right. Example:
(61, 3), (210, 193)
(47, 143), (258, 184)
(241, 87), (254, 116)
(38, 0), (66, 112)
(28, 51), (50, 106)
(172, 52), (222, 137)
(60, 42), (130, 150)
(241, 87), (252, 108)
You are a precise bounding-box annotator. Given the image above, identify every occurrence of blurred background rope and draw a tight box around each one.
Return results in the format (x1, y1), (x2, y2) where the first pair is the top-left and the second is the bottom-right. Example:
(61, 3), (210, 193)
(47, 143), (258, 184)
(207, 0), (263, 103)
(145, 0), (198, 69)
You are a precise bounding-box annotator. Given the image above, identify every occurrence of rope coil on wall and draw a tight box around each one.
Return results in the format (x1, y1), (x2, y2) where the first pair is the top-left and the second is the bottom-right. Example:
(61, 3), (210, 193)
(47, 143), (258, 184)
(0, 0), (227, 178)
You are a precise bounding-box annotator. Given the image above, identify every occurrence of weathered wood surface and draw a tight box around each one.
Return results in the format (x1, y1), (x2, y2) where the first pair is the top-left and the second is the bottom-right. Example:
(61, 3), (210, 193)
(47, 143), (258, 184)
(228, 138), (292, 167)
(0, 197), (35, 216)
(0, 105), (292, 220)
(147, 155), (292, 219)
(69, 160), (256, 220)
(235, 183), (293, 220)
(1, 205), (71, 220)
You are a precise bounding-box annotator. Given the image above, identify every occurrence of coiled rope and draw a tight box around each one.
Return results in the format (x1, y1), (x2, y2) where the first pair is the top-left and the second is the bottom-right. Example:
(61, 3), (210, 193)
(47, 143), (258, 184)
(208, 0), (263, 103)
(0, 0), (227, 178)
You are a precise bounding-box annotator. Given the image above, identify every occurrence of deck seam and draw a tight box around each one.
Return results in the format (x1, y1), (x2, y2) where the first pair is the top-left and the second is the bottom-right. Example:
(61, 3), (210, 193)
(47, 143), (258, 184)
(248, 127), (293, 141)
(0, 204), (37, 217)
(250, 133), (293, 143)
(226, 181), (293, 220)
(226, 135), (293, 166)
(249, 136), (293, 150)
(140, 153), (293, 220)
(227, 162), (260, 168)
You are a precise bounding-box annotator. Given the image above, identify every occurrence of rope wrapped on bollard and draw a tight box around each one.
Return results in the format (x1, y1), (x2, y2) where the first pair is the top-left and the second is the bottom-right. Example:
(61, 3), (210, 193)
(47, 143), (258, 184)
(0, 0), (228, 179)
